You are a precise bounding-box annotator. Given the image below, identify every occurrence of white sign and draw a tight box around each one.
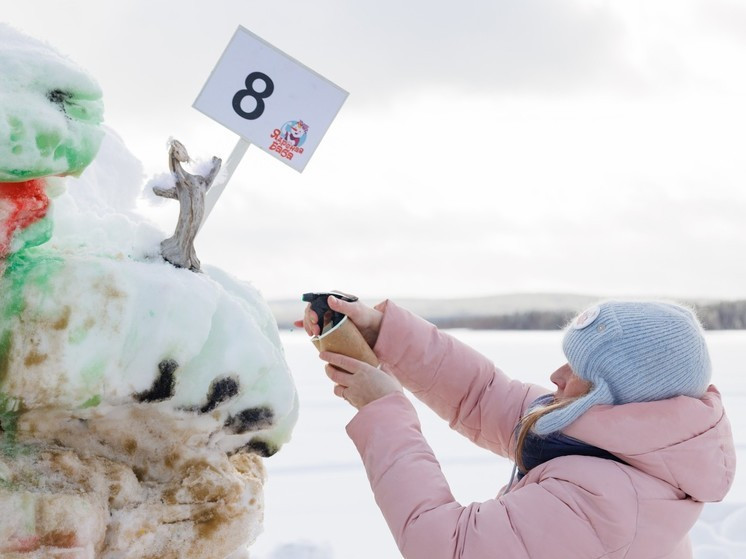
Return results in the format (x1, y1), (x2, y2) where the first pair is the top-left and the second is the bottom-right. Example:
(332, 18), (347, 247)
(194, 26), (348, 173)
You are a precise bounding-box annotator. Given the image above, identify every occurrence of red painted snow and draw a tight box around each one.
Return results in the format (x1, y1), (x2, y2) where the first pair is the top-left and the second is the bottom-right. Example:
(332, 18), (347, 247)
(0, 179), (50, 256)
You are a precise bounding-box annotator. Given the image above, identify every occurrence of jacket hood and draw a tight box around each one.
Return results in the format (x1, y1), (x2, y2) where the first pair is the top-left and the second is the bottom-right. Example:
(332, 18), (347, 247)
(563, 385), (736, 502)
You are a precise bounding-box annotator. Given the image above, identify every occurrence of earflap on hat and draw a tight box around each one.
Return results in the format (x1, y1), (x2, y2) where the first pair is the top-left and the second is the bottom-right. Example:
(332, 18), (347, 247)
(533, 381), (614, 436)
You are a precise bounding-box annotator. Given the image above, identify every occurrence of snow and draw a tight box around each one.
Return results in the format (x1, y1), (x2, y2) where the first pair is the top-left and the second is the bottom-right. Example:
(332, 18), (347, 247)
(0, 22), (103, 180)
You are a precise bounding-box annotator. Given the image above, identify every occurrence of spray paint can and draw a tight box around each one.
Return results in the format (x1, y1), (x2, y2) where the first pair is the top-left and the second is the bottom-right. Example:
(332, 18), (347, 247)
(301, 291), (379, 367)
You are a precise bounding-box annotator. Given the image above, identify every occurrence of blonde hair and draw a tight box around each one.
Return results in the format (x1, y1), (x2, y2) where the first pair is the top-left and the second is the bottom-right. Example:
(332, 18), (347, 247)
(514, 397), (580, 472)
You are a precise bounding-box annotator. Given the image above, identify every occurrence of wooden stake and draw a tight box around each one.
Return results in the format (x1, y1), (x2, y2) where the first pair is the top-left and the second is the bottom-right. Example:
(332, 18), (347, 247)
(201, 137), (251, 229)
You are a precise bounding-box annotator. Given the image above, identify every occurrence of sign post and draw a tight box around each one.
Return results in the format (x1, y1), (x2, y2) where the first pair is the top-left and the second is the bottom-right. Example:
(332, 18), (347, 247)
(194, 26), (348, 225)
(201, 137), (251, 223)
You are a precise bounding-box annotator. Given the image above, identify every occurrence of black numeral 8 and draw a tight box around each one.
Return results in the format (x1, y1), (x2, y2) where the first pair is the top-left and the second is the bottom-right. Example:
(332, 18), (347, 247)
(232, 72), (275, 120)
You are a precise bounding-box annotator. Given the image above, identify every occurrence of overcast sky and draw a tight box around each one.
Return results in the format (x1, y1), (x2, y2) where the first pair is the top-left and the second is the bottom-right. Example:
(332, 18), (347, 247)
(4, 0), (746, 301)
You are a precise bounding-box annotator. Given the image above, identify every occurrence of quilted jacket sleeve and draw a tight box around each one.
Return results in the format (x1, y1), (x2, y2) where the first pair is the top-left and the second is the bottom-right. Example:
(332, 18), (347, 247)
(346, 392), (637, 559)
(372, 300), (547, 458)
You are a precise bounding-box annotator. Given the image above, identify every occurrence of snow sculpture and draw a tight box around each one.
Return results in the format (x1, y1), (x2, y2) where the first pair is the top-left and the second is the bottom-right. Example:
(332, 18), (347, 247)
(0, 23), (297, 558)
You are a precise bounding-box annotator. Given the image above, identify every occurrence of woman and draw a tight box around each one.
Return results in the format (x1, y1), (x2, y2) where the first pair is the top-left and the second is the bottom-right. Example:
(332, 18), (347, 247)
(297, 297), (736, 559)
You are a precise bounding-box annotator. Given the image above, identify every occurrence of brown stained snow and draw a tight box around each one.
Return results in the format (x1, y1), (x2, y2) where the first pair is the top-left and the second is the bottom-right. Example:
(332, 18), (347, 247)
(23, 349), (47, 367)
(51, 305), (71, 330)
(1, 406), (267, 558)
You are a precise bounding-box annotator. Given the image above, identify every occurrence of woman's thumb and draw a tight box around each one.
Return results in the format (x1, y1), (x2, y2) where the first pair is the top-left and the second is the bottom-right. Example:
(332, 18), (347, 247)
(328, 294), (354, 316)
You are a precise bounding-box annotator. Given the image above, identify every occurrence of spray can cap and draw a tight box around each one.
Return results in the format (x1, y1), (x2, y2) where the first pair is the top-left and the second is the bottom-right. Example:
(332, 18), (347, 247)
(301, 291), (358, 333)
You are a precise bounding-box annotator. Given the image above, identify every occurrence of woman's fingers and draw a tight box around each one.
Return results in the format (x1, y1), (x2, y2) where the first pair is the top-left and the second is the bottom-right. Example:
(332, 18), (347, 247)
(296, 294), (381, 339)
(321, 351), (401, 410)
(295, 304), (320, 336)
(327, 295), (382, 347)
(327, 364), (355, 403)
(328, 294), (353, 314)
(307, 307), (319, 335)
(332, 384), (347, 400)
(322, 353), (364, 407)
(328, 295), (367, 326)
(325, 363), (353, 386)
(320, 351), (367, 375)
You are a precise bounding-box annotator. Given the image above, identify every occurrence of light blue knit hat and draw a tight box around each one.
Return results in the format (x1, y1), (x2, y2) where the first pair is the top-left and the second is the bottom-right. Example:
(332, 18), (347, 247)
(533, 301), (712, 436)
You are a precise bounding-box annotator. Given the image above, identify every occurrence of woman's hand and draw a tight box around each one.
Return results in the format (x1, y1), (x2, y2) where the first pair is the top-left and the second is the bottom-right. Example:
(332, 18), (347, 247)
(321, 351), (402, 410)
(294, 295), (383, 348)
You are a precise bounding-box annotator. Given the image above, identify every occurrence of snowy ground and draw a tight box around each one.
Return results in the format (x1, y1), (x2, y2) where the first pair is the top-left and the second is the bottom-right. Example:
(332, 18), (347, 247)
(252, 329), (745, 559)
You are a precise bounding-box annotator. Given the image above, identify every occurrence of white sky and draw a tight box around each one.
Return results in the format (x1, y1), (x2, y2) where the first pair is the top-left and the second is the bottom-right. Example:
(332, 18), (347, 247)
(4, 0), (746, 301)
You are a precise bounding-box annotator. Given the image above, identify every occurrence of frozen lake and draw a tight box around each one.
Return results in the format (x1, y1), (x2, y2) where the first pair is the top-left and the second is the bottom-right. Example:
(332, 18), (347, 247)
(251, 329), (746, 559)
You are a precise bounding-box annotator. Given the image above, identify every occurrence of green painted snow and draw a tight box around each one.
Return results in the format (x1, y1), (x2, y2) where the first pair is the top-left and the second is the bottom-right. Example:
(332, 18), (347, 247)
(10, 215), (53, 253)
(1, 249), (63, 320)
(80, 359), (105, 387)
(80, 394), (101, 409)
(0, 330), (11, 387)
(67, 324), (90, 345)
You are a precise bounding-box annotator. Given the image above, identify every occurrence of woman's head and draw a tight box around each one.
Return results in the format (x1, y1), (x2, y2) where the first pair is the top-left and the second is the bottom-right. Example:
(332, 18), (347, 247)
(533, 300), (711, 436)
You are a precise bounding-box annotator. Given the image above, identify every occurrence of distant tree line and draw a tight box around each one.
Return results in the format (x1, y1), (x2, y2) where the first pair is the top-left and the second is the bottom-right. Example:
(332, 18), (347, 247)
(427, 301), (746, 331)
(430, 311), (577, 331)
(694, 301), (746, 330)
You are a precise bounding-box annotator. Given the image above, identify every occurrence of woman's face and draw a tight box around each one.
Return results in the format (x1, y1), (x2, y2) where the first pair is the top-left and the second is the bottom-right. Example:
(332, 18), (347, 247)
(550, 363), (592, 400)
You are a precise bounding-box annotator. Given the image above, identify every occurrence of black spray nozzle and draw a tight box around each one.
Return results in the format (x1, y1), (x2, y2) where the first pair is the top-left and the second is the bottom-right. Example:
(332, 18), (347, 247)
(301, 291), (359, 333)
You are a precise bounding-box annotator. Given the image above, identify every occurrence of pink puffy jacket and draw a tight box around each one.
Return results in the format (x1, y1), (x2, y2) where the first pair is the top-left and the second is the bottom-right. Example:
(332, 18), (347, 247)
(346, 301), (736, 559)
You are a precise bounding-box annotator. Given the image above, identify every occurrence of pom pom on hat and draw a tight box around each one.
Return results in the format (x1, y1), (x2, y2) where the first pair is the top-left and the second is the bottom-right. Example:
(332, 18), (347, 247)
(533, 301), (711, 436)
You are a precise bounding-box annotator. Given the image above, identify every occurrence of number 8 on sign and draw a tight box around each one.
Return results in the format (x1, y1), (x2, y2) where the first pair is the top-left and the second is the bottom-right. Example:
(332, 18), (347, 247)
(232, 72), (275, 120)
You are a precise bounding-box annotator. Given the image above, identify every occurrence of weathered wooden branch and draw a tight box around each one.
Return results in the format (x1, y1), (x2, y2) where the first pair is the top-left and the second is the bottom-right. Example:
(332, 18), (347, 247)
(153, 139), (222, 272)
(152, 185), (177, 199)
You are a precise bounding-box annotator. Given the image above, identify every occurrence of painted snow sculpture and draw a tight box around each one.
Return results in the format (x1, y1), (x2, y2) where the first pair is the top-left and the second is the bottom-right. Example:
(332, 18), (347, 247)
(0, 23), (298, 559)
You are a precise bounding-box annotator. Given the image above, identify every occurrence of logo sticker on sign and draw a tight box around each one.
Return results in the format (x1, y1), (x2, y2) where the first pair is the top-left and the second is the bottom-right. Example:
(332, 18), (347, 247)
(194, 26), (348, 173)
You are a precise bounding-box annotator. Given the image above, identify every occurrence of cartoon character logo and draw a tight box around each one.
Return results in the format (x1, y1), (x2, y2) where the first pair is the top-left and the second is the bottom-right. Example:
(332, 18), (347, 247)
(281, 120), (309, 147)
(269, 120), (309, 161)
